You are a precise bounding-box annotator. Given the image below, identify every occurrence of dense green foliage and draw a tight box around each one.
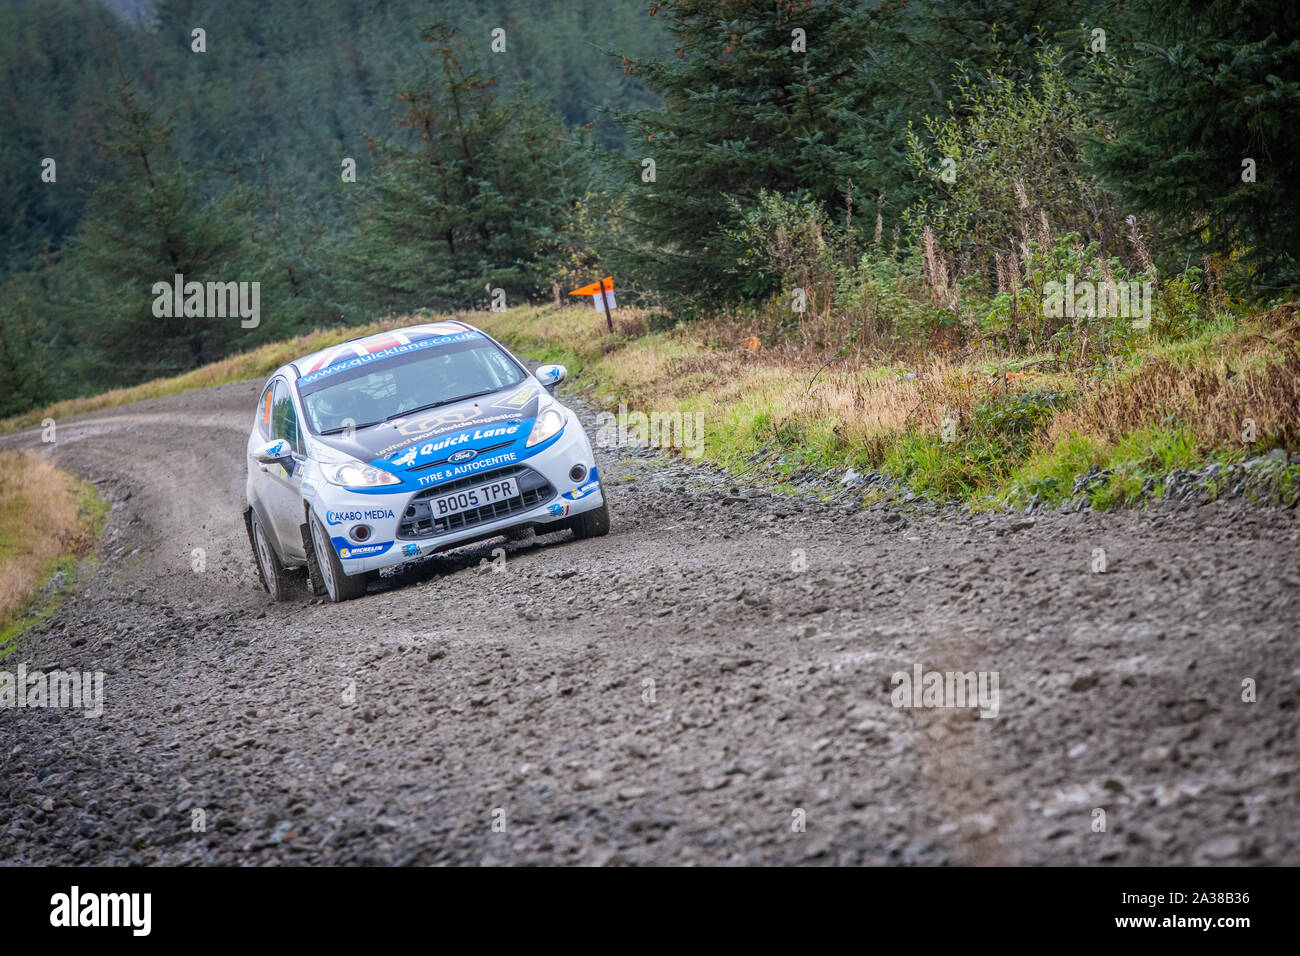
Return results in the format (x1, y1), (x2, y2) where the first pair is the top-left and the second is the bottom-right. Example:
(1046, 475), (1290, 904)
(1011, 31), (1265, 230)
(61, 65), (283, 381)
(337, 25), (593, 313)
(1084, 0), (1300, 287)
(0, 0), (1296, 420)
(0, 0), (664, 270)
(613, 0), (1105, 306)
(0, 0), (666, 415)
(904, 50), (1124, 265)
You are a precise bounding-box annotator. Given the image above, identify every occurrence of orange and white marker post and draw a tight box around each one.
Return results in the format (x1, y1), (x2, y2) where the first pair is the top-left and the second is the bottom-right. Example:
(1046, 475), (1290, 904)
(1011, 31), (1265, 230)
(569, 276), (616, 333)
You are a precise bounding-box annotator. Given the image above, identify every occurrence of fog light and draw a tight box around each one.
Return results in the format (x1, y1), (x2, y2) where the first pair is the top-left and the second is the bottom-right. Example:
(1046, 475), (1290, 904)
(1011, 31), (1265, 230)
(569, 464), (587, 483)
(350, 524), (371, 542)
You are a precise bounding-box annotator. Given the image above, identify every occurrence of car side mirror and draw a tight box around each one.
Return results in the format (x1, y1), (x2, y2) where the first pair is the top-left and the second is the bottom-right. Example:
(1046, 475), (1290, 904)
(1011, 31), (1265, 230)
(253, 438), (294, 464)
(535, 364), (567, 390)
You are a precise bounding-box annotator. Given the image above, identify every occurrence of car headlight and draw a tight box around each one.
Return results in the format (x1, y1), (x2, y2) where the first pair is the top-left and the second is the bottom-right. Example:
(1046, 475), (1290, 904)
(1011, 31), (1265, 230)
(320, 459), (401, 488)
(526, 408), (565, 447)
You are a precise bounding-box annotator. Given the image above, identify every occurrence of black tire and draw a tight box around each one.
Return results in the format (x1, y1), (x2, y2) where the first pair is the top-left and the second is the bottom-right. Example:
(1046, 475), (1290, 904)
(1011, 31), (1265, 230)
(569, 502), (610, 540)
(308, 511), (367, 602)
(299, 522), (327, 596)
(249, 511), (291, 601)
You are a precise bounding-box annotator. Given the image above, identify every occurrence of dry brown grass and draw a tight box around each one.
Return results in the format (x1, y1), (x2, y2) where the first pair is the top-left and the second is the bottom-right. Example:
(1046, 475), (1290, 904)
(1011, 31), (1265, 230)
(586, 321), (981, 467)
(1045, 303), (1300, 451)
(0, 451), (99, 632)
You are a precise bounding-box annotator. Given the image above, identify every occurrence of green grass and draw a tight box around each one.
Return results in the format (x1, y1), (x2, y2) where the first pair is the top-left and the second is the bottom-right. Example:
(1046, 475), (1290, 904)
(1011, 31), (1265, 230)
(4, 300), (1293, 519)
(995, 425), (1247, 510)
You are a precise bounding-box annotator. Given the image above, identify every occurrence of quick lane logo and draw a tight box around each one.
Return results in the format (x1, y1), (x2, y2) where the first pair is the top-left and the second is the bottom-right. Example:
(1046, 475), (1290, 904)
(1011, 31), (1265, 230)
(408, 423), (520, 461)
(50, 886), (151, 936)
(378, 411), (521, 456)
(297, 332), (479, 386)
(387, 427), (512, 468)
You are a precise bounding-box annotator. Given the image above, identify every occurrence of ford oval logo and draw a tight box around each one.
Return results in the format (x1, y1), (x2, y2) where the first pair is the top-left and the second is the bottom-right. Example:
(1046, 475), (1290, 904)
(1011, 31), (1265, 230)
(448, 448), (477, 463)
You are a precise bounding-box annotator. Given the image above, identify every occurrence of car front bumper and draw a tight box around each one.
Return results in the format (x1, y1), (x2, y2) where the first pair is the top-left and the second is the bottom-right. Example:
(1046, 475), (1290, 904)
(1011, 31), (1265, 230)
(309, 424), (604, 575)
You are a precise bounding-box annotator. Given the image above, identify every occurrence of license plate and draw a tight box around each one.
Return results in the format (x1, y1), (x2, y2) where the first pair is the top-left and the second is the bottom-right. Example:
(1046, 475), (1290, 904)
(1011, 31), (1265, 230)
(429, 477), (520, 518)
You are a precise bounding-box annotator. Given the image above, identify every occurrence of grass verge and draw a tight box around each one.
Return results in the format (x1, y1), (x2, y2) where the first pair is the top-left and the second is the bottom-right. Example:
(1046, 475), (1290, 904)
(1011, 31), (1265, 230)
(0, 451), (109, 659)
(4, 300), (1296, 513)
(471, 301), (1300, 509)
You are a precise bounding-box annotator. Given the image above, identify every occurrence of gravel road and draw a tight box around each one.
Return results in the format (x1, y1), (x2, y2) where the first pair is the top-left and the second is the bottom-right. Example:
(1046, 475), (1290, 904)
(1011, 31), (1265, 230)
(1, 380), (1297, 866)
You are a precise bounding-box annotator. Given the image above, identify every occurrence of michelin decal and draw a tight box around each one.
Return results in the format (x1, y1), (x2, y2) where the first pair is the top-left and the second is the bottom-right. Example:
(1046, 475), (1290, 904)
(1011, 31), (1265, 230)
(332, 538), (393, 559)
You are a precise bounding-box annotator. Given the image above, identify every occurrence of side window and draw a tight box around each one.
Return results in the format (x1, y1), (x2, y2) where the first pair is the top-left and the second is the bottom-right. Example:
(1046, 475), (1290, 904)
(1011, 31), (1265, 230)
(257, 384), (274, 438)
(270, 379), (302, 454)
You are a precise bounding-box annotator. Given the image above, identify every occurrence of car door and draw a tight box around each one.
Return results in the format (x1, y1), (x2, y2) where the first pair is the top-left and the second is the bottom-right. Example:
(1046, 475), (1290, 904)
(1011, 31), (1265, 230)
(262, 377), (308, 560)
(248, 380), (277, 518)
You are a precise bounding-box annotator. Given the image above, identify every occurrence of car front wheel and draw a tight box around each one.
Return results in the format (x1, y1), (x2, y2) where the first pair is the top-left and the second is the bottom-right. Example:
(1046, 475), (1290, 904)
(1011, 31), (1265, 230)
(308, 511), (367, 602)
(569, 502), (610, 540)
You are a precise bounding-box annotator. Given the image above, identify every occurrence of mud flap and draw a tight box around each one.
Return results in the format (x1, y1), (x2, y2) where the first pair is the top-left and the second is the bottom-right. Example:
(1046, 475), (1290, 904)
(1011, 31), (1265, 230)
(300, 521), (327, 596)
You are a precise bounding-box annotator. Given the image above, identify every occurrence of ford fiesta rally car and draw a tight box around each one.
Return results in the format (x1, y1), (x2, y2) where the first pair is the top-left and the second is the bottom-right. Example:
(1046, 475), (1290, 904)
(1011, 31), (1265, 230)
(244, 321), (608, 601)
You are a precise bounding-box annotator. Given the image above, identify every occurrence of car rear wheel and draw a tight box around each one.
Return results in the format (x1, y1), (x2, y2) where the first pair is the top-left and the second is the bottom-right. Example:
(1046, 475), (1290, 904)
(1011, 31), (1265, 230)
(569, 502), (610, 540)
(251, 512), (290, 601)
(308, 511), (367, 602)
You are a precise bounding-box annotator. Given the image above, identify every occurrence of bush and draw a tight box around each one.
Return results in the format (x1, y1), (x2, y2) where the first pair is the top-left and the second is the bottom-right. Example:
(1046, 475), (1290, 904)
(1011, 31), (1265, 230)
(973, 387), (1068, 446)
(904, 47), (1124, 272)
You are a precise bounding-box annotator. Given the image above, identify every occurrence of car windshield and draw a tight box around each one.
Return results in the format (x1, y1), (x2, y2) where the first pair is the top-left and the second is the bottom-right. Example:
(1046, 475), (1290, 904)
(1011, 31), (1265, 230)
(298, 338), (526, 435)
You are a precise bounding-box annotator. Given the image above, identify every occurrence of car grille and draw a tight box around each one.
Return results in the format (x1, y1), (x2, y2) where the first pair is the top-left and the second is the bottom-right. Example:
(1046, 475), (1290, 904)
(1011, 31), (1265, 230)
(397, 465), (554, 539)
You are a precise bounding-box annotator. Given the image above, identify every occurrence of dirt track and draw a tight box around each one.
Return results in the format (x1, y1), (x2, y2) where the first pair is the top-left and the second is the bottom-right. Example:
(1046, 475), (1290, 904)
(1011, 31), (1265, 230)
(1, 380), (1297, 865)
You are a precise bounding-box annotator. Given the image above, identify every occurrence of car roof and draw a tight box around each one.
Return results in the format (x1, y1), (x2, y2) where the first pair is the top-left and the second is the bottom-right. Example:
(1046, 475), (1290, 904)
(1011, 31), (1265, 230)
(289, 321), (480, 380)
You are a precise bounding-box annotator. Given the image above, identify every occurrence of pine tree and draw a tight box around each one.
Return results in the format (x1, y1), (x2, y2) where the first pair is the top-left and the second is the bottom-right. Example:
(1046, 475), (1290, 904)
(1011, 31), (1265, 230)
(339, 24), (585, 313)
(1086, 0), (1300, 286)
(0, 280), (52, 417)
(58, 61), (272, 386)
(613, 0), (1101, 307)
(612, 0), (876, 305)
(0, 0), (134, 275)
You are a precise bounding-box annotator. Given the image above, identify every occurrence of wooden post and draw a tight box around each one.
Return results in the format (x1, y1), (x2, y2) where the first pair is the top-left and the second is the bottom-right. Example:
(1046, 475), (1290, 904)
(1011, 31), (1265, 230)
(598, 279), (613, 334)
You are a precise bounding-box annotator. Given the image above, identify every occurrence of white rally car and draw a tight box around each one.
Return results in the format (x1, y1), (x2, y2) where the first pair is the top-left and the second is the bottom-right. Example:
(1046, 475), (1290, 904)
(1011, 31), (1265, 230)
(243, 321), (608, 601)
